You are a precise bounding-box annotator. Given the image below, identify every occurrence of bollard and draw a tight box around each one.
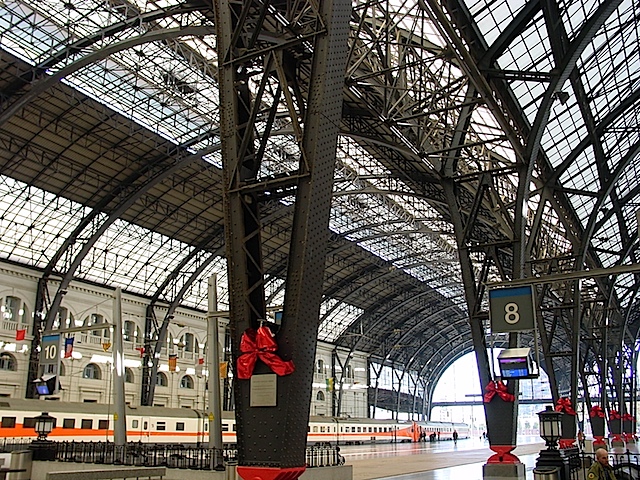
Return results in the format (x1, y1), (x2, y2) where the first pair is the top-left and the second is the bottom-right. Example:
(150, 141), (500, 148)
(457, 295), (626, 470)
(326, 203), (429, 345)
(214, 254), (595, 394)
(7, 450), (32, 480)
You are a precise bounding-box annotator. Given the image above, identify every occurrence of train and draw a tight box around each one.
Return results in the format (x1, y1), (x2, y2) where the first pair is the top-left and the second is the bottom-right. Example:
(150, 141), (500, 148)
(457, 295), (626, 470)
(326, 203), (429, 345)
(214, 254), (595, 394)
(0, 398), (469, 445)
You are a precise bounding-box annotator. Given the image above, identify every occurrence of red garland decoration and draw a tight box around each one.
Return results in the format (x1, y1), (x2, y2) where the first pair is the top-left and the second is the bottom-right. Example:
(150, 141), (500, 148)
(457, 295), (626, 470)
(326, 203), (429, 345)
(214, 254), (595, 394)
(589, 406), (605, 418)
(237, 326), (295, 380)
(555, 397), (576, 415)
(609, 411), (621, 421)
(483, 380), (515, 403)
(622, 413), (635, 422)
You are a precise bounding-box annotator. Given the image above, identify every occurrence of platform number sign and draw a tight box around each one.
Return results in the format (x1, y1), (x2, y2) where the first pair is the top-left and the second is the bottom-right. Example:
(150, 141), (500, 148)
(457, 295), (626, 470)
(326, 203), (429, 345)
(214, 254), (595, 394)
(40, 334), (61, 370)
(489, 286), (535, 333)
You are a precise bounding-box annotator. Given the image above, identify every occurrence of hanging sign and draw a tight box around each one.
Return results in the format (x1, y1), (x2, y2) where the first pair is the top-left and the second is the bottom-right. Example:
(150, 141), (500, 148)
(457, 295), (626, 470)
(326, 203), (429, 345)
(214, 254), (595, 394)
(489, 285), (535, 332)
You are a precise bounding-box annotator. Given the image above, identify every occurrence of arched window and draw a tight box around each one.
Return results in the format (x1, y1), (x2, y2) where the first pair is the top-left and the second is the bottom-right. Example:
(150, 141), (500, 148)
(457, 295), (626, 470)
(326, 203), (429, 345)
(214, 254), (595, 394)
(83, 363), (101, 380)
(182, 333), (194, 352)
(0, 353), (16, 371)
(123, 321), (136, 342)
(156, 372), (168, 387)
(316, 391), (325, 402)
(53, 307), (75, 330)
(125, 367), (134, 383)
(84, 314), (110, 339)
(59, 362), (66, 376)
(180, 375), (194, 389)
(316, 359), (324, 374)
(1, 296), (30, 326)
(345, 365), (354, 380)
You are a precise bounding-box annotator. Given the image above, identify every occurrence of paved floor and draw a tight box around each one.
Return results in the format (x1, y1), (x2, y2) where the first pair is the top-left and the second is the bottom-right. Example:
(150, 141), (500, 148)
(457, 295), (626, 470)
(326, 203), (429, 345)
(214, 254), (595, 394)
(342, 440), (545, 480)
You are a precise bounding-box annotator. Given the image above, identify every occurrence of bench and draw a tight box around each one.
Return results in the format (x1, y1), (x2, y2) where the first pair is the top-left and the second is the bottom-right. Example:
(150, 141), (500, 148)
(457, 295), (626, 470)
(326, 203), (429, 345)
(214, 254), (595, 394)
(45, 467), (166, 480)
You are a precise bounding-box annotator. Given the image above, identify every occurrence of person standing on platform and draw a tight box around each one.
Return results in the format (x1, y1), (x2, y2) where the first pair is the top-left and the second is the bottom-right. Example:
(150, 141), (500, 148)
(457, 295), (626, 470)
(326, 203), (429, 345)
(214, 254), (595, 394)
(578, 430), (585, 450)
(453, 430), (458, 445)
(587, 448), (616, 480)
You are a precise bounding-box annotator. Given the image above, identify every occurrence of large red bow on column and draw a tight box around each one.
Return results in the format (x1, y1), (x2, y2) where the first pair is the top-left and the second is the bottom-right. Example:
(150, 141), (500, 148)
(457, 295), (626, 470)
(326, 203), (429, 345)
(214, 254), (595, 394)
(589, 406), (605, 418)
(609, 411), (621, 420)
(236, 326), (295, 380)
(555, 397), (576, 415)
(483, 380), (515, 403)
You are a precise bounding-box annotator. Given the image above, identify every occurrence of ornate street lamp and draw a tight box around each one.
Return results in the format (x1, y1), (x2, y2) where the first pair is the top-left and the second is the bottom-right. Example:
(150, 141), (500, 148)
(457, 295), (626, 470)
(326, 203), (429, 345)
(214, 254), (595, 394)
(538, 405), (562, 449)
(33, 412), (55, 441)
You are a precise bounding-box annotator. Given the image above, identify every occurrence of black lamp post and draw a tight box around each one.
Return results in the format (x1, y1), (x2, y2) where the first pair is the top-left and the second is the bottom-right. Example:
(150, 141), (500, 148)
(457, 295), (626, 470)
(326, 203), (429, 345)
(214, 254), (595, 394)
(535, 406), (568, 480)
(30, 412), (57, 461)
(33, 412), (55, 441)
(538, 405), (563, 449)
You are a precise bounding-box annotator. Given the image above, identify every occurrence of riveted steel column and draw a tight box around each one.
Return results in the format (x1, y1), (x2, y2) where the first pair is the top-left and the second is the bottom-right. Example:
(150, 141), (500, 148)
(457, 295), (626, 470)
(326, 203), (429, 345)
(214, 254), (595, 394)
(214, 0), (351, 477)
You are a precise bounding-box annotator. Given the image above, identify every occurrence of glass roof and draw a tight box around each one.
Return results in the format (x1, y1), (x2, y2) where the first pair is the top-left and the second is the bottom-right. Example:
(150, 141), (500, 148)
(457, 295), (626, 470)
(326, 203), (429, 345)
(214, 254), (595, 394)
(0, 0), (638, 353)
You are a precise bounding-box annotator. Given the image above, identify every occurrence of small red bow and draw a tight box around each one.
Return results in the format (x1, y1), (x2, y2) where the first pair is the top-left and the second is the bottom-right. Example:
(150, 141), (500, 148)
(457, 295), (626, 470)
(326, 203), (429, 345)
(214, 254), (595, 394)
(483, 380), (515, 403)
(589, 406), (605, 418)
(236, 326), (295, 380)
(609, 411), (621, 420)
(555, 397), (576, 415)
(622, 414), (635, 422)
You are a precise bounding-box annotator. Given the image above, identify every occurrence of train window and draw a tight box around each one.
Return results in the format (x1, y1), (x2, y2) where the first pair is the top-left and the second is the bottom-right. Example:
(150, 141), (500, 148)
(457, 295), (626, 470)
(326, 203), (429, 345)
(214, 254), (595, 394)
(320, 426), (325, 433)
(307, 426), (310, 432)
(357, 427), (361, 433)
(23, 418), (36, 428)
(384, 428), (387, 432)
(313, 426), (318, 433)
(176, 422), (185, 431)
(132, 420), (138, 428)
(351, 427), (355, 433)
(204, 423), (208, 431)
(222, 424), (229, 432)
(98, 420), (109, 430)
(233, 424), (237, 431)
(374, 427), (377, 432)
(63, 419), (75, 429)
(368, 427), (372, 433)
(157, 422), (166, 431)
(1, 417), (15, 428)
(81, 419), (93, 429)
(143, 421), (148, 430)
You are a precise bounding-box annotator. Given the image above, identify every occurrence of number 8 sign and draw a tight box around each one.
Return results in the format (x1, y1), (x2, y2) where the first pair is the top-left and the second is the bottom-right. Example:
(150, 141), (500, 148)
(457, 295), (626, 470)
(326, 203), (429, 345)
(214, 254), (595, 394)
(489, 286), (535, 332)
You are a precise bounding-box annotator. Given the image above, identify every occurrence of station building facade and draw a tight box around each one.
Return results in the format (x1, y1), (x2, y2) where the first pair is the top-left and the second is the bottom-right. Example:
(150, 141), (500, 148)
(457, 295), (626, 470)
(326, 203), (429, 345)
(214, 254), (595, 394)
(0, 262), (368, 416)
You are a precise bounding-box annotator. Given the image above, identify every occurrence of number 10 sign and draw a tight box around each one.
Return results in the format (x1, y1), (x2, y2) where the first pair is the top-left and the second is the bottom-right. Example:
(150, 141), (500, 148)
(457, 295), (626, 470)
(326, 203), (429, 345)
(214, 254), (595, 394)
(489, 285), (535, 333)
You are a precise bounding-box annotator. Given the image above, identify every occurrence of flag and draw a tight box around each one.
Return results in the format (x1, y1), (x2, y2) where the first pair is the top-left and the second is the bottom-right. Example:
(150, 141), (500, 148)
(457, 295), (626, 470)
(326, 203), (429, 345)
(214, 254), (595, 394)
(135, 347), (145, 358)
(15, 329), (26, 341)
(219, 361), (228, 378)
(198, 357), (204, 365)
(326, 377), (334, 391)
(102, 342), (111, 352)
(168, 354), (177, 372)
(64, 337), (74, 358)
(195, 360), (203, 378)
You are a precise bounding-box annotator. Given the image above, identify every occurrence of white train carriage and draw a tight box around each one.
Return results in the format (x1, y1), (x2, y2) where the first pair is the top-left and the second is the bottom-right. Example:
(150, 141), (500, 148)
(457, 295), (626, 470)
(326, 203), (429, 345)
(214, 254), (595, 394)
(0, 399), (468, 445)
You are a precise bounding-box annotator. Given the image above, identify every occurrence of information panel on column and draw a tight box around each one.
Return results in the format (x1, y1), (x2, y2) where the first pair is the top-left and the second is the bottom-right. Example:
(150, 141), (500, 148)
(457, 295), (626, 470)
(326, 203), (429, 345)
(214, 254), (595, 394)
(489, 285), (535, 333)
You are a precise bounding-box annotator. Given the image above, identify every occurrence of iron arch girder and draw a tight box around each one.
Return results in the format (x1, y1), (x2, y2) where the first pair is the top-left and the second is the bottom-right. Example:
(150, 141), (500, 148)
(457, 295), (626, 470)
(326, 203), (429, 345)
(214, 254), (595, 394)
(515, 0), (621, 174)
(380, 301), (468, 365)
(144, 244), (225, 405)
(400, 318), (472, 370)
(320, 260), (459, 327)
(0, 25), (216, 129)
(344, 286), (462, 353)
(42, 144), (222, 332)
(2, 2), (207, 99)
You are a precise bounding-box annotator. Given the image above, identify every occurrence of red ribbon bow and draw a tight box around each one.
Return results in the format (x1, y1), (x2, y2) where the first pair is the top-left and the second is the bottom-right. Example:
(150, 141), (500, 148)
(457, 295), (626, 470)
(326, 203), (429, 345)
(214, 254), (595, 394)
(609, 411), (621, 420)
(555, 397), (576, 415)
(622, 414), (635, 422)
(483, 380), (515, 403)
(236, 326), (295, 380)
(589, 406), (605, 418)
